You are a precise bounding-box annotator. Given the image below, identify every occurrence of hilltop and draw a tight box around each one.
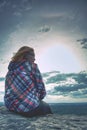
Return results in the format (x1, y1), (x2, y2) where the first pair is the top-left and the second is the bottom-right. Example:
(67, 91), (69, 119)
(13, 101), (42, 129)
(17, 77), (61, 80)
(0, 106), (87, 130)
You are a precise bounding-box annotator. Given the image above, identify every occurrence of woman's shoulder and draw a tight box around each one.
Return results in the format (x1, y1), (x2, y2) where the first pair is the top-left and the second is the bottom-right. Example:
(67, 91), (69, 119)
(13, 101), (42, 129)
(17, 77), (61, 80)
(24, 61), (37, 70)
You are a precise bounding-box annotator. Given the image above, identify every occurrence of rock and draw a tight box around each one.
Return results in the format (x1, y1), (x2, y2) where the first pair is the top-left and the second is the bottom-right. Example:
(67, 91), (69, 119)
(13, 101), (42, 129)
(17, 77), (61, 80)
(0, 106), (87, 130)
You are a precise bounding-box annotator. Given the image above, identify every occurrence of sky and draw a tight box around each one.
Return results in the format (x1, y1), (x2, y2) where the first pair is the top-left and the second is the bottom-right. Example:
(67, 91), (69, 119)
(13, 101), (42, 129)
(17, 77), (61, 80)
(0, 0), (87, 77)
(43, 71), (87, 103)
(0, 71), (87, 103)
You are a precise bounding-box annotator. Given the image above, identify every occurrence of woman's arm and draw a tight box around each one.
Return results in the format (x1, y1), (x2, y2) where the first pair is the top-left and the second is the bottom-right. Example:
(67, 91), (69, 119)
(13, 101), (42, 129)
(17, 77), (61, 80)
(32, 63), (46, 100)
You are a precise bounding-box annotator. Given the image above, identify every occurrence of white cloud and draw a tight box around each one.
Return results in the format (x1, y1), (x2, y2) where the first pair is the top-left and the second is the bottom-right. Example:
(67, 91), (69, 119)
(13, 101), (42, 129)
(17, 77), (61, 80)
(44, 94), (87, 103)
(44, 95), (75, 103)
(0, 81), (5, 92)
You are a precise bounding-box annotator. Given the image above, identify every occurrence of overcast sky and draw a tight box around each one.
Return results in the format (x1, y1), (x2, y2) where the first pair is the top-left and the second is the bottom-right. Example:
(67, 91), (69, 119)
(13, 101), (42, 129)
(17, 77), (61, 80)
(0, 0), (87, 76)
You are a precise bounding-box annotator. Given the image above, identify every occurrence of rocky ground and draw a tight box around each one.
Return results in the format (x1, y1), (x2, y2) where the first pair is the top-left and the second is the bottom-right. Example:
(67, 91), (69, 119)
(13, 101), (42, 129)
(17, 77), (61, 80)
(0, 106), (87, 130)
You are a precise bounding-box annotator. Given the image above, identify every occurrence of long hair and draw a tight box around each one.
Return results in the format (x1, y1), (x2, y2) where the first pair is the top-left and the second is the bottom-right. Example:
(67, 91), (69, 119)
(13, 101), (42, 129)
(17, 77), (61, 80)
(11, 46), (35, 62)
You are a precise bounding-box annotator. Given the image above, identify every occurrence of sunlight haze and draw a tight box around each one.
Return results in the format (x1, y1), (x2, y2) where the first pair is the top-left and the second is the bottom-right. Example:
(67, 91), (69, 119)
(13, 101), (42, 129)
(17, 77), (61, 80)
(36, 44), (83, 73)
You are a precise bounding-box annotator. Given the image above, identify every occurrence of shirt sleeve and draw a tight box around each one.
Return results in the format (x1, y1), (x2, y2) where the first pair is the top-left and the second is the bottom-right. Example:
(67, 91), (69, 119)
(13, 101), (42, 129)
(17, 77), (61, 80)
(32, 63), (46, 100)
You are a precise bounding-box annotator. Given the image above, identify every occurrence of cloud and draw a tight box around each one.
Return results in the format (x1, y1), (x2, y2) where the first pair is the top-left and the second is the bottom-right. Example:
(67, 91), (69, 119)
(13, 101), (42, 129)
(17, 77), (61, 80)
(43, 71), (87, 100)
(0, 77), (5, 81)
(13, 12), (22, 17)
(70, 88), (87, 99)
(77, 38), (87, 49)
(38, 25), (51, 33)
(0, 58), (9, 64)
(13, 0), (32, 16)
(46, 74), (67, 84)
(21, 0), (32, 10)
(0, 0), (7, 9)
(54, 84), (87, 93)
(1, 70), (87, 103)
(47, 84), (87, 99)
(0, 0), (32, 16)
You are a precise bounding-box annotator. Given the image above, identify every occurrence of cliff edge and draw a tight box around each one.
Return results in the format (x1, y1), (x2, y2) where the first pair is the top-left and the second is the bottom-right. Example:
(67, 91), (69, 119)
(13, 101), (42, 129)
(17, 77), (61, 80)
(0, 106), (87, 130)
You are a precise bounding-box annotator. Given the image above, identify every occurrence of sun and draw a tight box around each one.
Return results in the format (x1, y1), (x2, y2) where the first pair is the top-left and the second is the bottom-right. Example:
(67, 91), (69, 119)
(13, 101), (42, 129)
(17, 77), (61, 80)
(36, 44), (82, 73)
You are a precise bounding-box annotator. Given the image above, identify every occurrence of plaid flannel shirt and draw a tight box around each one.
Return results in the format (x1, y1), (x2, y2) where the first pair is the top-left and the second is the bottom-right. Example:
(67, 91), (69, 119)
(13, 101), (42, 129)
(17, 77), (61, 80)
(4, 60), (46, 112)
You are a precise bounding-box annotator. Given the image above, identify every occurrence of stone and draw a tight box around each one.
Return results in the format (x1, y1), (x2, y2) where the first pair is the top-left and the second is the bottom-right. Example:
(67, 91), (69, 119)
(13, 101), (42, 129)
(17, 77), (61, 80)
(0, 106), (87, 130)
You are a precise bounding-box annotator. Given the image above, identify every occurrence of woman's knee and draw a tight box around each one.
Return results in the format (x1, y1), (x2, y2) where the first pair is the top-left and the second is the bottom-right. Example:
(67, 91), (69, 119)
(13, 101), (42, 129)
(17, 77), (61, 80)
(39, 101), (52, 114)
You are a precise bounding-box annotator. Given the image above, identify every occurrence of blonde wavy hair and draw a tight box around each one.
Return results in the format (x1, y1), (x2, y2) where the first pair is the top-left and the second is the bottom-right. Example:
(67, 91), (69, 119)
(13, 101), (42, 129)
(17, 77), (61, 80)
(11, 46), (35, 62)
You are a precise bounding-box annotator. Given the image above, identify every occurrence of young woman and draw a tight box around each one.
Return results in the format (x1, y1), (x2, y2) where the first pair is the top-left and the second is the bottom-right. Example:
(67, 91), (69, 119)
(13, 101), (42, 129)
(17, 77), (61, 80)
(4, 46), (52, 117)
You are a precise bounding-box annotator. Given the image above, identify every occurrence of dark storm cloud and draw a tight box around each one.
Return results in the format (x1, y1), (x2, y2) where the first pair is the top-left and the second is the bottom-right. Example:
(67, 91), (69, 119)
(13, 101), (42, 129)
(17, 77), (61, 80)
(0, 0), (7, 9)
(77, 38), (87, 49)
(48, 84), (87, 98)
(12, 0), (32, 16)
(44, 71), (87, 98)
(0, 0), (87, 59)
(0, 0), (32, 45)
(38, 25), (51, 33)
(54, 84), (87, 93)
(0, 0), (87, 42)
(45, 71), (87, 84)
(0, 0), (32, 20)
(0, 0), (32, 11)
(77, 38), (87, 45)
(71, 90), (87, 98)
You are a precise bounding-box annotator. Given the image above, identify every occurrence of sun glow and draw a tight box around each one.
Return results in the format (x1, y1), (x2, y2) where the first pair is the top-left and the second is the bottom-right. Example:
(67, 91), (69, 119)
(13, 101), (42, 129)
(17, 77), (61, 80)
(36, 44), (82, 73)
